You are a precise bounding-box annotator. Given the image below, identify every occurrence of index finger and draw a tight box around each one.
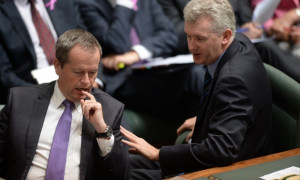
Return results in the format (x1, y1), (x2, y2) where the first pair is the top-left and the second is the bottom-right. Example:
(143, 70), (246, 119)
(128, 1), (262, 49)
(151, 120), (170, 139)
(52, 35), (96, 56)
(177, 123), (186, 136)
(120, 126), (139, 142)
(81, 90), (96, 101)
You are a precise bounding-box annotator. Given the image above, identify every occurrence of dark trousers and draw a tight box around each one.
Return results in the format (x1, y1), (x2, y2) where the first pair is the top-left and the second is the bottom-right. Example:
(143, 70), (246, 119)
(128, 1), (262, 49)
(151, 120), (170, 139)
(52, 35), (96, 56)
(255, 40), (300, 83)
(130, 154), (163, 180)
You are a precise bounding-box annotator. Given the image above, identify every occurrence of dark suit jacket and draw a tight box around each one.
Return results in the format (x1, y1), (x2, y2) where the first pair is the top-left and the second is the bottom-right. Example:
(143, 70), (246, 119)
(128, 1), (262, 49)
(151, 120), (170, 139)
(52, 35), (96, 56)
(159, 33), (273, 176)
(0, 82), (130, 180)
(76, 0), (178, 94)
(157, 0), (190, 55)
(229, 0), (253, 27)
(0, 0), (85, 103)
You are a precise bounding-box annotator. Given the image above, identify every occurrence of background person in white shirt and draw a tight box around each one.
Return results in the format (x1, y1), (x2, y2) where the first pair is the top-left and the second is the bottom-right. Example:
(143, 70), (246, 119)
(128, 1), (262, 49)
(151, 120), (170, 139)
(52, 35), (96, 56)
(0, 0), (85, 104)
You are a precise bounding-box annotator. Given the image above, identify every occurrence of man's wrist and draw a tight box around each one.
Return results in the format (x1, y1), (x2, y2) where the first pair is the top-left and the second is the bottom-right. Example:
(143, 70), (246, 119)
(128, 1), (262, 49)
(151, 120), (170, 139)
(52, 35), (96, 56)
(96, 126), (113, 139)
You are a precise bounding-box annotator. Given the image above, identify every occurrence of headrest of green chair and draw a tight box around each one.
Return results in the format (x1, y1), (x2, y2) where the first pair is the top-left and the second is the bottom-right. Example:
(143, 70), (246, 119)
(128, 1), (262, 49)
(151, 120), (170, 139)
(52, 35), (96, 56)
(263, 63), (300, 120)
(263, 63), (300, 152)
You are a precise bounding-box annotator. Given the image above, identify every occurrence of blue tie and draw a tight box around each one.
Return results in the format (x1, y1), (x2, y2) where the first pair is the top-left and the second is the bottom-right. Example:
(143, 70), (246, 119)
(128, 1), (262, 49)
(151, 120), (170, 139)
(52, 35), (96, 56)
(45, 99), (74, 180)
(198, 66), (212, 109)
(192, 66), (212, 142)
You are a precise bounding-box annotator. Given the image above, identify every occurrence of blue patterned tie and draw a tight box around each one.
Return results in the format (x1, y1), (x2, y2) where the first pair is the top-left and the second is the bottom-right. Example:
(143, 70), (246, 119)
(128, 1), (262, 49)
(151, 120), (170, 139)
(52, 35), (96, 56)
(192, 66), (212, 142)
(45, 99), (74, 180)
(198, 66), (212, 109)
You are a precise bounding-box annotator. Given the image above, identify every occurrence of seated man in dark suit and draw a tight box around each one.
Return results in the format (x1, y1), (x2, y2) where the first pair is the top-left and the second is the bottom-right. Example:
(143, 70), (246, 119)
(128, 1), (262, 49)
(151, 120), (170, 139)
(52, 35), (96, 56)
(121, 0), (273, 179)
(76, 0), (205, 122)
(0, 29), (130, 180)
(0, 0), (85, 104)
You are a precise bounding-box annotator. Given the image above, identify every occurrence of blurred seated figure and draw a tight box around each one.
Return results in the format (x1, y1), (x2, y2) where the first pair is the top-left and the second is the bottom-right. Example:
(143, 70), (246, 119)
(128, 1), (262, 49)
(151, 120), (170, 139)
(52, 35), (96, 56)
(0, 0), (85, 104)
(76, 0), (205, 122)
(251, 0), (300, 58)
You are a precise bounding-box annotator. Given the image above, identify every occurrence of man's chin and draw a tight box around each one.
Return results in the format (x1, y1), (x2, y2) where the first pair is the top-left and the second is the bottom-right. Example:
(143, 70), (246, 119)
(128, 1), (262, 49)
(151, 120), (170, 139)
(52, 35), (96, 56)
(193, 59), (203, 65)
(71, 92), (86, 102)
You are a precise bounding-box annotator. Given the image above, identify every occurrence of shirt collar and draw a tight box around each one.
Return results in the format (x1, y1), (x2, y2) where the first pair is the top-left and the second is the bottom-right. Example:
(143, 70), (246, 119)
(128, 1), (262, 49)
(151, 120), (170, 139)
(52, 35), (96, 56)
(207, 50), (226, 78)
(14, 0), (30, 6)
(52, 81), (81, 109)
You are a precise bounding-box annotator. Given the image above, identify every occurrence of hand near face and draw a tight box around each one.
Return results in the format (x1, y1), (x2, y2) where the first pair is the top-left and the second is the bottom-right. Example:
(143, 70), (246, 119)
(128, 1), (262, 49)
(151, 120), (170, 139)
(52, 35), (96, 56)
(290, 26), (300, 44)
(176, 116), (196, 143)
(120, 126), (160, 161)
(269, 18), (291, 41)
(268, 9), (299, 41)
(270, 8), (300, 37)
(80, 91), (107, 132)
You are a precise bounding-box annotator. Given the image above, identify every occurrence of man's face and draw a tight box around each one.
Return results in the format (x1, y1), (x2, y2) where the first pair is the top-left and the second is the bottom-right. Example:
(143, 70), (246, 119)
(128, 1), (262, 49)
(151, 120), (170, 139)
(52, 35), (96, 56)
(54, 45), (100, 102)
(185, 17), (225, 65)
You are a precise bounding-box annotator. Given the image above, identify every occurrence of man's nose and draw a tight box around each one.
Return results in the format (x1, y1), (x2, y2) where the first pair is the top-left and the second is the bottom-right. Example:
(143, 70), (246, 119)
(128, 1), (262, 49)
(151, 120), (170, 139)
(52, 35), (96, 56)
(81, 73), (90, 85)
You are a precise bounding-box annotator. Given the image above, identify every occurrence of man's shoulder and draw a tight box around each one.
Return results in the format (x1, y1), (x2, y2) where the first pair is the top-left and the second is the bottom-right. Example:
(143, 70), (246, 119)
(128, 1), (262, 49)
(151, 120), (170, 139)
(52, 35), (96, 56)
(10, 82), (54, 98)
(92, 88), (124, 107)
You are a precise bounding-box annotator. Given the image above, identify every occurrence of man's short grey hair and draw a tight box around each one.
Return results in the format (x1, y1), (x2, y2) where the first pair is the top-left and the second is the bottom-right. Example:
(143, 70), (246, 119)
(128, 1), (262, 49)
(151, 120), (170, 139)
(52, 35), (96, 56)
(56, 29), (102, 67)
(184, 0), (236, 37)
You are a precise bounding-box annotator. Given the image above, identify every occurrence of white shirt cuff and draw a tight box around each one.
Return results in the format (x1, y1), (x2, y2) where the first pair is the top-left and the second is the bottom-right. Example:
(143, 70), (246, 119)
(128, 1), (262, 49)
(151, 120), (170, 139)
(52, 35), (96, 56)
(132, 45), (153, 61)
(95, 78), (104, 89)
(96, 135), (115, 157)
(116, 0), (134, 9)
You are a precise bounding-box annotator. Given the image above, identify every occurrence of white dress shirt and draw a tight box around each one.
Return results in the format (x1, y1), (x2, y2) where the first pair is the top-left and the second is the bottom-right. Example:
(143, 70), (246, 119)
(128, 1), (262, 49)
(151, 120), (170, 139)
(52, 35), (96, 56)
(108, 0), (153, 61)
(14, 0), (57, 69)
(26, 82), (114, 180)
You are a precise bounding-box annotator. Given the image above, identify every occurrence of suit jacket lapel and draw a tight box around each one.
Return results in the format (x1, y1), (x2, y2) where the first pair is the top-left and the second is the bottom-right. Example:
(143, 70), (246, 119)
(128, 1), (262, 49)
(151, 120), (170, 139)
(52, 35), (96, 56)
(2, 0), (36, 60)
(192, 37), (240, 142)
(23, 82), (54, 179)
(80, 117), (95, 180)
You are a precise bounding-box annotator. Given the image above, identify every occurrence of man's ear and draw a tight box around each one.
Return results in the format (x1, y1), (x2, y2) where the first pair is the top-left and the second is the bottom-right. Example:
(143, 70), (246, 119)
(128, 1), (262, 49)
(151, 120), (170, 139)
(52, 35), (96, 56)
(53, 58), (61, 76)
(222, 29), (233, 44)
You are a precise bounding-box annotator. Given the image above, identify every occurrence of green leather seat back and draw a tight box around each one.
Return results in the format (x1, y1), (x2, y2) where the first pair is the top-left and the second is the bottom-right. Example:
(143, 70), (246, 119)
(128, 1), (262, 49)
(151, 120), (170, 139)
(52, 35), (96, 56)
(124, 109), (182, 146)
(264, 63), (300, 152)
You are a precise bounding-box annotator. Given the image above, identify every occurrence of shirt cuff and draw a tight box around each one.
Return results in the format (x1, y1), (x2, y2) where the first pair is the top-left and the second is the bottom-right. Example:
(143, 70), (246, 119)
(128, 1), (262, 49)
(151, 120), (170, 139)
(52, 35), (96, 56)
(95, 78), (104, 89)
(96, 135), (115, 157)
(116, 0), (134, 9)
(132, 44), (153, 61)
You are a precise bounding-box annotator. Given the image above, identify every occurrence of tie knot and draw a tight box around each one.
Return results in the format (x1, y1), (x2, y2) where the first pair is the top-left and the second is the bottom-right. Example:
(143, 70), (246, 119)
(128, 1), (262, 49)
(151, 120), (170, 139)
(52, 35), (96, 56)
(63, 99), (75, 109)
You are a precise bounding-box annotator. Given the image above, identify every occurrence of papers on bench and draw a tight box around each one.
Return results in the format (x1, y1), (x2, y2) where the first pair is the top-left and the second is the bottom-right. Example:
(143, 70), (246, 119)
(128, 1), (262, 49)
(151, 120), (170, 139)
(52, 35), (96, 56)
(31, 54), (194, 84)
(260, 166), (300, 180)
(130, 54), (194, 69)
(31, 65), (58, 84)
(252, 0), (280, 24)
